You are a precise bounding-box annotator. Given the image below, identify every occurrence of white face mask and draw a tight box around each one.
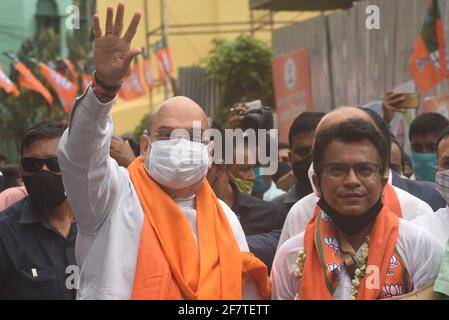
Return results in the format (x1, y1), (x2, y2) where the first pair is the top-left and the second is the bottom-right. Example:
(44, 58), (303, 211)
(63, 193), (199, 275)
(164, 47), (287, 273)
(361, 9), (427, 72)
(144, 138), (211, 190)
(435, 169), (449, 204)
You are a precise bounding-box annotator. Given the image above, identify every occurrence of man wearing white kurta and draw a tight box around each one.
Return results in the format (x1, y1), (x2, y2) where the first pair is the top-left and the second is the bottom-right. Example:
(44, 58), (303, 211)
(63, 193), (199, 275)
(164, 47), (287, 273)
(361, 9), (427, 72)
(271, 118), (442, 300)
(278, 106), (434, 248)
(57, 4), (263, 300)
(413, 127), (449, 248)
(272, 219), (443, 299)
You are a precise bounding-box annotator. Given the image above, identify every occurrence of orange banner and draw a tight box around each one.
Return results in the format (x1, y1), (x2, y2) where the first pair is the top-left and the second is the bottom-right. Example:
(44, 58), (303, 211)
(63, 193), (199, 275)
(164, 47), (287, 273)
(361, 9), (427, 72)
(272, 48), (314, 143)
(14, 62), (53, 105)
(0, 64), (20, 97)
(119, 63), (146, 101)
(39, 63), (79, 114)
(409, 0), (448, 92)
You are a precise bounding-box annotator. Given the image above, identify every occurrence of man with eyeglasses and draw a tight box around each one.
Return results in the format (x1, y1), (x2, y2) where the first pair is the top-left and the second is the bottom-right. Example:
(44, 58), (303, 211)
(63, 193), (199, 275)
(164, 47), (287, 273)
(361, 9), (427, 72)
(57, 3), (270, 300)
(0, 121), (77, 300)
(278, 107), (435, 248)
(272, 119), (442, 300)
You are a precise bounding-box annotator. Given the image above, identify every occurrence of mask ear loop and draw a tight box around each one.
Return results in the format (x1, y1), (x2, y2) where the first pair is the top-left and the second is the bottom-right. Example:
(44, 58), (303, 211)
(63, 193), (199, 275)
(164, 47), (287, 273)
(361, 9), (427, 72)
(206, 141), (215, 169)
(142, 134), (153, 172)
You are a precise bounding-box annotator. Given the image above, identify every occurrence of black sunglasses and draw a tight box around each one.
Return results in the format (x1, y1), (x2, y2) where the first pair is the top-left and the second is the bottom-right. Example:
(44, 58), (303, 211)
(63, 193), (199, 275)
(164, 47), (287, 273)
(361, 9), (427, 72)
(20, 157), (60, 173)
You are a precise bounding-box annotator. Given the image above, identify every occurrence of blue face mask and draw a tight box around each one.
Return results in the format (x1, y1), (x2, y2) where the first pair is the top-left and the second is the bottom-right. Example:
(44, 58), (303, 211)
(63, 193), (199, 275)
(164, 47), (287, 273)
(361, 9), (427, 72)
(252, 166), (268, 194)
(411, 152), (437, 182)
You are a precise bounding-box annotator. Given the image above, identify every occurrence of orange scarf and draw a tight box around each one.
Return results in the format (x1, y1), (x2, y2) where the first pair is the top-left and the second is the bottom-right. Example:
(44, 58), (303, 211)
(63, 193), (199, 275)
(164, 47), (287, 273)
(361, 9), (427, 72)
(128, 159), (271, 300)
(382, 183), (402, 218)
(300, 206), (410, 300)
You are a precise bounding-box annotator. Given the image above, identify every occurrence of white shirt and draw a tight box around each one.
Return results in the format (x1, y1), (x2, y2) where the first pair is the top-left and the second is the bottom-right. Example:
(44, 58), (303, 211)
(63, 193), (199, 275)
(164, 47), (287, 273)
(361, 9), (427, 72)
(278, 185), (434, 249)
(413, 206), (449, 248)
(57, 88), (256, 300)
(272, 219), (443, 300)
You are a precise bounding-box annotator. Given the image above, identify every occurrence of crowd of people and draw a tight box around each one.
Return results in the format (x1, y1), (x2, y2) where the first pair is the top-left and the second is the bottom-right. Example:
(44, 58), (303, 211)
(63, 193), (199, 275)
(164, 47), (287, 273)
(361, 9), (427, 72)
(1, 3), (449, 300)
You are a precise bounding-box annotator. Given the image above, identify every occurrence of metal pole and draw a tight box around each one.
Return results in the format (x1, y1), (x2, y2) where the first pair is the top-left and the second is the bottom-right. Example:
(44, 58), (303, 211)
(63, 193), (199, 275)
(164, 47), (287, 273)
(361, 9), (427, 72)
(143, 0), (153, 110)
(161, 0), (169, 99)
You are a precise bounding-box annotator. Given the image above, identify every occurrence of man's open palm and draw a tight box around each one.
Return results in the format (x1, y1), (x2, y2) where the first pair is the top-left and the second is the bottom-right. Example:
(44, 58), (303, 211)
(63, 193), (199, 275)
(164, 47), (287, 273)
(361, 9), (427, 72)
(93, 3), (142, 88)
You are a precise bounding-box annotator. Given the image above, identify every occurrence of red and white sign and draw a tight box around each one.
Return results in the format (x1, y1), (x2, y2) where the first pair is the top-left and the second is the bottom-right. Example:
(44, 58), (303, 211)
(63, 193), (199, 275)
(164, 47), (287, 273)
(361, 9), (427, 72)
(272, 48), (314, 143)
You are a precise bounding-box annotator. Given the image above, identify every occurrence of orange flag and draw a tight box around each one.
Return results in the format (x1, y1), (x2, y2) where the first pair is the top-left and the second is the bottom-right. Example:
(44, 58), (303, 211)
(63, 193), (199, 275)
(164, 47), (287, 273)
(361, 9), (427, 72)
(409, 0), (449, 92)
(63, 60), (78, 83)
(119, 62), (146, 101)
(14, 62), (53, 105)
(143, 58), (156, 90)
(154, 39), (174, 82)
(0, 64), (20, 97)
(38, 63), (79, 114)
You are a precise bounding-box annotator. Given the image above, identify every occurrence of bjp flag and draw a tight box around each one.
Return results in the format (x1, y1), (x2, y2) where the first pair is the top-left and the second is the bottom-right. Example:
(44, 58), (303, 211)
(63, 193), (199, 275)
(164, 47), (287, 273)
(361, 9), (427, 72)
(39, 63), (79, 114)
(409, 0), (449, 93)
(13, 62), (53, 105)
(143, 58), (156, 90)
(63, 60), (78, 83)
(119, 62), (146, 101)
(0, 64), (20, 97)
(154, 40), (174, 82)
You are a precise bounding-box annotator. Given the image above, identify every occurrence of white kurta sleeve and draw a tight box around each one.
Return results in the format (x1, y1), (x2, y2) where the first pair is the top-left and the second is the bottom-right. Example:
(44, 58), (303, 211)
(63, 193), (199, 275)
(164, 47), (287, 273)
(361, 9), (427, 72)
(397, 219), (444, 291)
(57, 87), (130, 234)
(271, 233), (304, 300)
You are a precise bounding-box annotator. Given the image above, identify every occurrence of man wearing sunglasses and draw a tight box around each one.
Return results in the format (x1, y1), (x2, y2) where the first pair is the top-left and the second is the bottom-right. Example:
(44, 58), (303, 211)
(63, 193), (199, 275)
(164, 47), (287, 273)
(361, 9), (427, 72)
(0, 121), (77, 300)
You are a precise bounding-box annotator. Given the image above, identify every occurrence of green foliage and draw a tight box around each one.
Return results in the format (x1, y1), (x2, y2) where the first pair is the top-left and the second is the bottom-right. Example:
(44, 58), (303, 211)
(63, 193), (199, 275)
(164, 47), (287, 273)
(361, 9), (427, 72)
(205, 34), (274, 125)
(0, 29), (67, 162)
(0, 8), (91, 162)
(133, 113), (149, 143)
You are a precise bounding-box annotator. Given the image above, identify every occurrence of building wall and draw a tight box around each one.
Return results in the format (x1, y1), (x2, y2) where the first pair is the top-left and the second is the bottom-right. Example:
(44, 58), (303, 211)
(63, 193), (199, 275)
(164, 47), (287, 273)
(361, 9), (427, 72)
(0, 0), (72, 72)
(96, 0), (320, 135)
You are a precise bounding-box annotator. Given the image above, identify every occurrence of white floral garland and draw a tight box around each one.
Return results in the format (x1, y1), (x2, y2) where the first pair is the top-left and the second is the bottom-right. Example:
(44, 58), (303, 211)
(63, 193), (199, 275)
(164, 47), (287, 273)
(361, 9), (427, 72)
(351, 236), (370, 299)
(293, 236), (370, 300)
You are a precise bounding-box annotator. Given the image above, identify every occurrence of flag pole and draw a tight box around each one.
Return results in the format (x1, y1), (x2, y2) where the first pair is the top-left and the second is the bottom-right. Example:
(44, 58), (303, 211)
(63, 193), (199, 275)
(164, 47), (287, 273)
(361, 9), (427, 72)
(143, 0), (153, 111)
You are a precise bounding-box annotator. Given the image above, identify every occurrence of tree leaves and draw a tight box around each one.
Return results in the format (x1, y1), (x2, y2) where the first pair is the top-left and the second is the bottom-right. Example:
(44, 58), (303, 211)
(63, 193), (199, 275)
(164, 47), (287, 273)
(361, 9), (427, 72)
(205, 34), (274, 126)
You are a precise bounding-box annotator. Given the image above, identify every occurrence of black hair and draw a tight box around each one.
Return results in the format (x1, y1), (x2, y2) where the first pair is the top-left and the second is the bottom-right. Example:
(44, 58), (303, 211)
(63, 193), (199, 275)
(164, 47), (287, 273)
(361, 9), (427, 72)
(313, 119), (388, 176)
(21, 121), (68, 156)
(278, 142), (291, 150)
(0, 165), (21, 191)
(409, 113), (449, 141)
(436, 125), (449, 157)
(0, 154), (7, 163)
(122, 137), (140, 157)
(288, 112), (326, 147)
(390, 134), (405, 169)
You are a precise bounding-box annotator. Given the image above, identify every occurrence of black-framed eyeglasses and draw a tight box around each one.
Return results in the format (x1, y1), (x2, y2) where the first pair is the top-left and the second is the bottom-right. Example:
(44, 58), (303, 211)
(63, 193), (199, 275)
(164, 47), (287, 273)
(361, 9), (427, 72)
(20, 157), (60, 173)
(322, 162), (381, 181)
(144, 130), (210, 144)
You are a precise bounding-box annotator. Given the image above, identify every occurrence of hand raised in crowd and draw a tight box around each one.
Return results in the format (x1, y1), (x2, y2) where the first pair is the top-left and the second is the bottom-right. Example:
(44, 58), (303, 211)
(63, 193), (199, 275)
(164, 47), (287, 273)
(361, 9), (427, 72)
(93, 2), (142, 88)
(382, 91), (407, 124)
(110, 135), (136, 168)
(276, 171), (297, 192)
(228, 103), (247, 129)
